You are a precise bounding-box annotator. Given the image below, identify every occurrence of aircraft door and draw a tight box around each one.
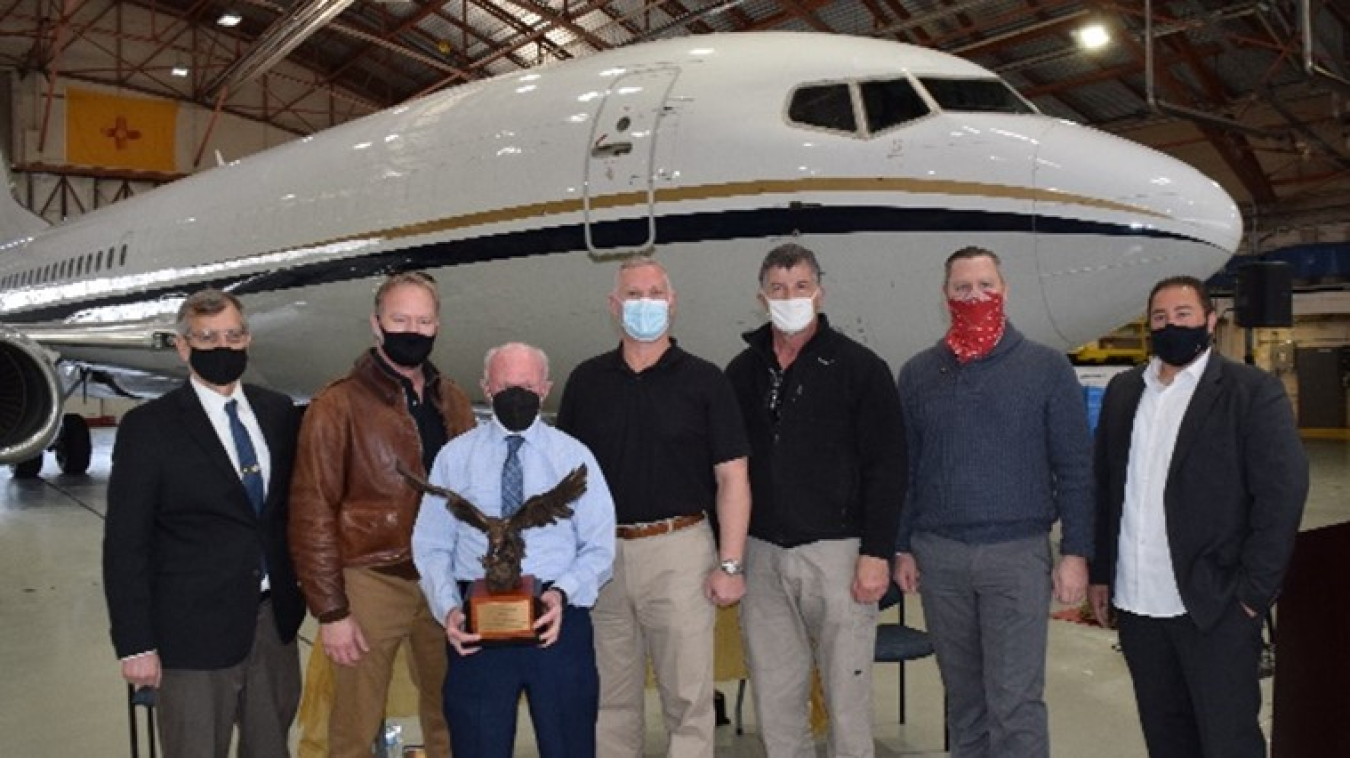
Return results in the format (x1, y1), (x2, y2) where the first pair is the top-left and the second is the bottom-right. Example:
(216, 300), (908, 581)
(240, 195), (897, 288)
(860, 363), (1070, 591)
(584, 67), (679, 255)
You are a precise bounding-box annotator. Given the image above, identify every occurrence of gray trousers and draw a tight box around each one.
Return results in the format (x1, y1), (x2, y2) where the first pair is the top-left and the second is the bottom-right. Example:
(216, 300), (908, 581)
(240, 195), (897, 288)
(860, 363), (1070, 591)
(157, 599), (301, 758)
(912, 531), (1052, 758)
(741, 537), (878, 758)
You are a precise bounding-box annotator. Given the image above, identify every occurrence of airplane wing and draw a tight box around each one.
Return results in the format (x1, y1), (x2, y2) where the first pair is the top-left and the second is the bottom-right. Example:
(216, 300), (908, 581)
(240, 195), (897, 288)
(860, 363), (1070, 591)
(14, 319), (177, 351)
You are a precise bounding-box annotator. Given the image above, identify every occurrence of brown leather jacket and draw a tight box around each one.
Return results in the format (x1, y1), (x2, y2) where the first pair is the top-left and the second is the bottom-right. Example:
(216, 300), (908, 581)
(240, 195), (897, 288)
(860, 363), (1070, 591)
(289, 351), (475, 622)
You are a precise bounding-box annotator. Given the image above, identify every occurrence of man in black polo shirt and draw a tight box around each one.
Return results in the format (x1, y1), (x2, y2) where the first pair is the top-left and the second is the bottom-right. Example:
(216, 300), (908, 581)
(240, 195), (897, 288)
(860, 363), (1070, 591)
(557, 256), (751, 758)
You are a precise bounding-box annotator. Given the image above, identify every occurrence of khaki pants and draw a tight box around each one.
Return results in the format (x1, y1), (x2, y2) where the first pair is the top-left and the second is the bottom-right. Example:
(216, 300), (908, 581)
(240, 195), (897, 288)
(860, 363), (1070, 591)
(741, 537), (878, 758)
(595, 520), (717, 758)
(327, 567), (450, 758)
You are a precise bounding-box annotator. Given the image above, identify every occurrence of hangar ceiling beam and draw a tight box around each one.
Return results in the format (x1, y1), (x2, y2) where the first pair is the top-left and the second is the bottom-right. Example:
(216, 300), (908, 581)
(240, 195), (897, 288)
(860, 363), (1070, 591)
(204, 0), (357, 99)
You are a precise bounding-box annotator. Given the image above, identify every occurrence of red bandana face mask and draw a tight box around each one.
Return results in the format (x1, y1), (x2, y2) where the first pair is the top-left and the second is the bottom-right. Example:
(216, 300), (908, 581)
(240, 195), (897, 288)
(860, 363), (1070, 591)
(945, 292), (1007, 364)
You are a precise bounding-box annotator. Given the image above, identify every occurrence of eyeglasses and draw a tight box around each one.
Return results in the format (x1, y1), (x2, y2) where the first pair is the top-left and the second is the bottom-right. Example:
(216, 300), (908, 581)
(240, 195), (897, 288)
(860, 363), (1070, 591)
(182, 328), (250, 346)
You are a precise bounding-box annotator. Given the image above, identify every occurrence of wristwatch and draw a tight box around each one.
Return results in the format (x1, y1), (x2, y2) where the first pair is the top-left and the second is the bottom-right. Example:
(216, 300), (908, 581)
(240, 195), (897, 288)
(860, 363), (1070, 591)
(719, 558), (744, 576)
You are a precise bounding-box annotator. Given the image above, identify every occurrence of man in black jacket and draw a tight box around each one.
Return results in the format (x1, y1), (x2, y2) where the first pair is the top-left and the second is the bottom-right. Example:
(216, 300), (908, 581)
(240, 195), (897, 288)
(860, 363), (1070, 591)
(1088, 276), (1308, 758)
(104, 289), (304, 757)
(725, 243), (906, 758)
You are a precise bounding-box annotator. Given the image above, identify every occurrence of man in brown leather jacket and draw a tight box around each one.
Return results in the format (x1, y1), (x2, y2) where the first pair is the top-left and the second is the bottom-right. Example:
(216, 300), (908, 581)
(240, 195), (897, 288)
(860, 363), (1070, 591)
(289, 272), (475, 758)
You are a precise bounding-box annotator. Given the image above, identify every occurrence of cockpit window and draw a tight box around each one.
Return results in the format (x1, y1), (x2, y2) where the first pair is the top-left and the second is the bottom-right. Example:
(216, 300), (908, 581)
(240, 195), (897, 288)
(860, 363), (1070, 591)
(788, 84), (857, 134)
(918, 78), (1034, 114)
(859, 79), (930, 133)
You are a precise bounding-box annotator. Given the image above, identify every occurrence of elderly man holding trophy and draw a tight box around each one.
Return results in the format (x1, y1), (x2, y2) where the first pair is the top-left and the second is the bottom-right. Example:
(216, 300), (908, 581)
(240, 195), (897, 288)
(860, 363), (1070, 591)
(410, 341), (616, 757)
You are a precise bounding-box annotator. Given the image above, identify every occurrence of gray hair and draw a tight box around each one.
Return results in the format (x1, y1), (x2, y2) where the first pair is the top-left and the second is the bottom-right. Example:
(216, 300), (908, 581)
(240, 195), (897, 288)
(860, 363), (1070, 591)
(758, 243), (823, 288)
(175, 289), (246, 335)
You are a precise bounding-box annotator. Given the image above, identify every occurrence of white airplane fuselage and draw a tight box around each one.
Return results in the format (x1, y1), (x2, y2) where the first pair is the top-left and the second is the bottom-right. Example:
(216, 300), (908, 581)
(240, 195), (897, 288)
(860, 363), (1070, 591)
(0, 32), (1240, 462)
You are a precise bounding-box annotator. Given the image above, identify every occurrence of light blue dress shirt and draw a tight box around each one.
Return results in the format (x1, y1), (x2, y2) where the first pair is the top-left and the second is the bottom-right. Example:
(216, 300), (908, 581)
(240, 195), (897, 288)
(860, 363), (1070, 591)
(412, 418), (616, 626)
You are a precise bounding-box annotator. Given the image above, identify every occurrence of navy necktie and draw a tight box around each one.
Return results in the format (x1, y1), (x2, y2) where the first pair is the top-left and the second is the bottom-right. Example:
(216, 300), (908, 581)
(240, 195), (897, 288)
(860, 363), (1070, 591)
(225, 399), (266, 515)
(501, 435), (524, 518)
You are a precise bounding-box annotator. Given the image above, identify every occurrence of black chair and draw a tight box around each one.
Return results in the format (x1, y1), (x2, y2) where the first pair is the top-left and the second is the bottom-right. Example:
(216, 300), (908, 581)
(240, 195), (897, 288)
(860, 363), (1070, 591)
(875, 582), (943, 736)
(732, 584), (946, 748)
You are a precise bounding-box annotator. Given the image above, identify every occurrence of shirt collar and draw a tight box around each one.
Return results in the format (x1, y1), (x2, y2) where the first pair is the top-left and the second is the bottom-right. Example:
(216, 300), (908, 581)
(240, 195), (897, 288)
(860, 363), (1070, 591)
(603, 339), (684, 374)
(487, 415), (545, 445)
(369, 347), (441, 403)
(1144, 347), (1212, 391)
(189, 375), (247, 415)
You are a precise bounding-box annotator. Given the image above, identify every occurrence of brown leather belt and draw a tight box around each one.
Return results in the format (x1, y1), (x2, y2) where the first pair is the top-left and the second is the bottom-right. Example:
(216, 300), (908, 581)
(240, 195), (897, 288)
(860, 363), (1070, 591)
(616, 512), (706, 540)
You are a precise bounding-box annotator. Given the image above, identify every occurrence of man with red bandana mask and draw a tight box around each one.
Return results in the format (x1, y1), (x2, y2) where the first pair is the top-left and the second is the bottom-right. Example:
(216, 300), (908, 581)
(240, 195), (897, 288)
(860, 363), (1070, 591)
(893, 246), (1093, 758)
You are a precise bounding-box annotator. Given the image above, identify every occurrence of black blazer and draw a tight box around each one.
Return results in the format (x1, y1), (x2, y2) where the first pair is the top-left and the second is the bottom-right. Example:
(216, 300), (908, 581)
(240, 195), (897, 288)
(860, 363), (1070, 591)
(103, 382), (305, 669)
(1089, 353), (1308, 631)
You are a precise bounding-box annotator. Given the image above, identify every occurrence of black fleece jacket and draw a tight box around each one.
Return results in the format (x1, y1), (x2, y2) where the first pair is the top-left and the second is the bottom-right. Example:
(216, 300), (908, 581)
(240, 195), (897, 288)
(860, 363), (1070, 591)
(725, 314), (907, 558)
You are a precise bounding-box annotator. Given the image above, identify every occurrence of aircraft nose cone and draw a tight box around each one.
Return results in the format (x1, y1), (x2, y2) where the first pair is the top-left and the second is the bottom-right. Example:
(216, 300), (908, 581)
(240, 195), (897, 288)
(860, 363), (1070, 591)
(1035, 120), (1242, 260)
(1030, 120), (1242, 348)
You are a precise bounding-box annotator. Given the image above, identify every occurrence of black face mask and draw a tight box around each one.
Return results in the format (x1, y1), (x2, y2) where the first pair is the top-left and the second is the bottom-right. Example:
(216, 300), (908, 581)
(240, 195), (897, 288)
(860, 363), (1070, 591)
(380, 329), (435, 368)
(190, 347), (248, 386)
(492, 386), (541, 433)
(1151, 323), (1211, 367)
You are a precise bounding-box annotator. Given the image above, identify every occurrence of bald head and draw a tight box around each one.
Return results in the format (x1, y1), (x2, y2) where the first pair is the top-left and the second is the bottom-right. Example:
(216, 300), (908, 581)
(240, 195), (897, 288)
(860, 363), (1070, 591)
(481, 342), (552, 399)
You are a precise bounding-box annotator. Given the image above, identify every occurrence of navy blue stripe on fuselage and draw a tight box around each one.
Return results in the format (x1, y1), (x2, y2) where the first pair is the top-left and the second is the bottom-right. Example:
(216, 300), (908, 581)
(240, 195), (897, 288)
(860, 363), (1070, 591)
(1, 204), (1207, 324)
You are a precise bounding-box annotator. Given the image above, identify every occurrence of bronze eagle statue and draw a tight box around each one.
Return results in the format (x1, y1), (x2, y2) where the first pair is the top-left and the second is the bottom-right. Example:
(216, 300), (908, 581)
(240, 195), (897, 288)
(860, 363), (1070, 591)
(398, 462), (589, 593)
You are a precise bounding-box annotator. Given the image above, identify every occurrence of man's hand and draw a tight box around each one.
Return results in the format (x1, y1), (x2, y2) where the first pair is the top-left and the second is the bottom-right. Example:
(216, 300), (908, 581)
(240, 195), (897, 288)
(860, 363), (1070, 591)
(705, 567), (746, 607)
(1087, 584), (1112, 629)
(851, 555), (890, 604)
(1053, 556), (1088, 605)
(445, 607), (482, 656)
(321, 616), (371, 666)
(121, 652), (162, 689)
(534, 589), (566, 647)
(893, 552), (920, 593)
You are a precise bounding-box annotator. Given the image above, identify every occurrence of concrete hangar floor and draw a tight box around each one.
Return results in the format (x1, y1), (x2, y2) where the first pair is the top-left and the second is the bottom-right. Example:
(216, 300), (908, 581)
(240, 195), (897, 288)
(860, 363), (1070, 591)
(3, 427), (1346, 756)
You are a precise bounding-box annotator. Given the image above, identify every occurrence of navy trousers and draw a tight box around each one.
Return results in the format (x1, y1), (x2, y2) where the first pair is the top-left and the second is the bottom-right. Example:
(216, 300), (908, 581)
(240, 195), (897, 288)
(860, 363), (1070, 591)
(443, 605), (599, 758)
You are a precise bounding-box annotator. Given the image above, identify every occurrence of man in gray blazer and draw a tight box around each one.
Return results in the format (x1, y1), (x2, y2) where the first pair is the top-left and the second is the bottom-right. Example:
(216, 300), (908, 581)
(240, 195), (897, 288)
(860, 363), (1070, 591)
(1089, 275), (1308, 758)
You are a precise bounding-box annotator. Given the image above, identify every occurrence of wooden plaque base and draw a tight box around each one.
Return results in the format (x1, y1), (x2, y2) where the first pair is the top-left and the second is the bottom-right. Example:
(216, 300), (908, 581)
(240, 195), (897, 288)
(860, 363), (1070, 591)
(466, 576), (542, 646)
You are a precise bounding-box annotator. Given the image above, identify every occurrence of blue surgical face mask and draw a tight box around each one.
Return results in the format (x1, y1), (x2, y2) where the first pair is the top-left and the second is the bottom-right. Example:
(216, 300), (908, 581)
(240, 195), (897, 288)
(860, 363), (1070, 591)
(621, 298), (669, 342)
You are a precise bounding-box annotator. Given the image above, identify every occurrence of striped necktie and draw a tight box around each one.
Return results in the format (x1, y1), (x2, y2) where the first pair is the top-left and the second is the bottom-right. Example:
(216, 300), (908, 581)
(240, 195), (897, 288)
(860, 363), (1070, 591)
(501, 435), (524, 518)
(225, 399), (265, 515)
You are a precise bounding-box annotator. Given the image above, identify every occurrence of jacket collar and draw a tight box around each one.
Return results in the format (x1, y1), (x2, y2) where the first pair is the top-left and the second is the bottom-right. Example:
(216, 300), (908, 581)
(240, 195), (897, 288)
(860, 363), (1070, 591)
(1167, 351), (1226, 477)
(741, 313), (837, 365)
(174, 381), (268, 512)
(355, 348), (443, 406)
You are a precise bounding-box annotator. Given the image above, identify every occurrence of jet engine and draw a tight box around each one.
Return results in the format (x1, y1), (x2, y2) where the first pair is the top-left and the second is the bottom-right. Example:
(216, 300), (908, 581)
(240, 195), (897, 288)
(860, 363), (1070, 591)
(0, 325), (63, 471)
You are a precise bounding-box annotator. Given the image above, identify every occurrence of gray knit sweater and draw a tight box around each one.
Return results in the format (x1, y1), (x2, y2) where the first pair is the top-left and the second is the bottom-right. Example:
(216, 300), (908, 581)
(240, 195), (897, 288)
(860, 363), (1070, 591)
(894, 324), (1094, 558)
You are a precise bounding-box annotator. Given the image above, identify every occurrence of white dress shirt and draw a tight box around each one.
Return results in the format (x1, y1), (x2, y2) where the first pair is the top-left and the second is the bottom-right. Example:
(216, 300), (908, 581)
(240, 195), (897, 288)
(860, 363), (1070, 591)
(1113, 349), (1211, 617)
(189, 376), (272, 592)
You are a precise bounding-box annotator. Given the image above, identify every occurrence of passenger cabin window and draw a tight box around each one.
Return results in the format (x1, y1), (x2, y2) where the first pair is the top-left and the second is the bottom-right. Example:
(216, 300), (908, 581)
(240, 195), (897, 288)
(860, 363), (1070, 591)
(860, 79), (930, 134)
(918, 78), (1034, 114)
(788, 84), (857, 134)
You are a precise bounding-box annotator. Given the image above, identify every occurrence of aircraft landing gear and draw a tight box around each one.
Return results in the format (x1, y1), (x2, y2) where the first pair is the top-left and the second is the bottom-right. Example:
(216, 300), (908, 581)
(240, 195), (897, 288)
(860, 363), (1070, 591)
(11, 455), (43, 479)
(54, 413), (92, 476)
(9, 414), (92, 479)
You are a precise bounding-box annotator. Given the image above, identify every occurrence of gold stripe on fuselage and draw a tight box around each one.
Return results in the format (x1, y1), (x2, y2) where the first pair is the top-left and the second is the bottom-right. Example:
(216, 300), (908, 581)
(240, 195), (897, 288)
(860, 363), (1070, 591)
(334, 176), (1166, 249)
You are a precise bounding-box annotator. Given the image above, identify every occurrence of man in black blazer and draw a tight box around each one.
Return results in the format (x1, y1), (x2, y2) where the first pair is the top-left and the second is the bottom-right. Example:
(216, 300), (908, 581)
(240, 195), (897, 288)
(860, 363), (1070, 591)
(1088, 276), (1308, 758)
(104, 288), (305, 757)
